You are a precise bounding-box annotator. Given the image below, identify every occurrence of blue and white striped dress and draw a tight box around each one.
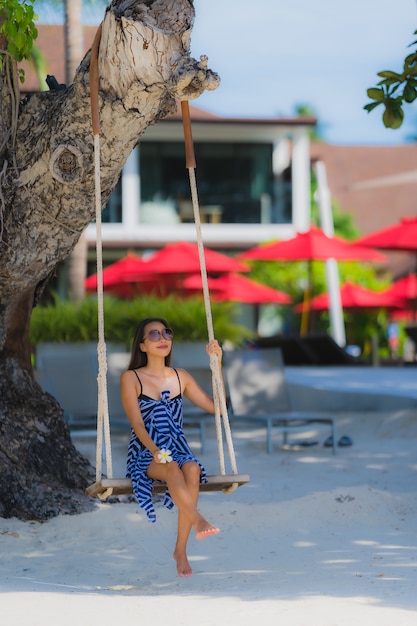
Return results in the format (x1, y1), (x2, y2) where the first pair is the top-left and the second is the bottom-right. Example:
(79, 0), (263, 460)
(126, 368), (208, 523)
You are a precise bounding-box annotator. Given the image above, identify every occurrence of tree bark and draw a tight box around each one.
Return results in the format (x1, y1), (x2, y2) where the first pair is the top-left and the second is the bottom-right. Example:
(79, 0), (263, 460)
(0, 0), (219, 520)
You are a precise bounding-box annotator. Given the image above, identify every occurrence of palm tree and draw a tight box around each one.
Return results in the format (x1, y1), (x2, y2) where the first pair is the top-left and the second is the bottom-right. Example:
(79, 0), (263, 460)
(63, 0), (87, 302)
(64, 0), (83, 85)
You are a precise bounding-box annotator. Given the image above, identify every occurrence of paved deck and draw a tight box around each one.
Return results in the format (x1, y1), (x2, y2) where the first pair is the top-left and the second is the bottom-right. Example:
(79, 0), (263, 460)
(285, 365), (417, 411)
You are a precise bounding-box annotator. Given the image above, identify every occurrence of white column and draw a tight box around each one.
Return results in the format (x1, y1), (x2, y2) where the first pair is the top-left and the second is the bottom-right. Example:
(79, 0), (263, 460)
(291, 130), (310, 232)
(272, 137), (290, 175)
(122, 146), (140, 228)
(272, 138), (289, 224)
(315, 160), (346, 347)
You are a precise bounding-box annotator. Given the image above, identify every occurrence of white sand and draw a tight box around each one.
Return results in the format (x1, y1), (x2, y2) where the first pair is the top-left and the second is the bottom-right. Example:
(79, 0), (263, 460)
(1, 409), (417, 626)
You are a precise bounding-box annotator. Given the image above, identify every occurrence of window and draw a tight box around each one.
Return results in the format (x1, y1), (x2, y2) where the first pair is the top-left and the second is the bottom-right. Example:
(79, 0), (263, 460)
(139, 142), (292, 224)
(102, 178), (122, 223)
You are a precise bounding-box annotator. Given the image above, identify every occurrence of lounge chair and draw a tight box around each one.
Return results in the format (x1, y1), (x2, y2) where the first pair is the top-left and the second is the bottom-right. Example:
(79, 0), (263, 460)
(172, 342), (214, 454)
(223, 347), (336, 454)
(35, 343), (130, 429)
(255, 332), (360, 365)
(35, 342), (99, 426)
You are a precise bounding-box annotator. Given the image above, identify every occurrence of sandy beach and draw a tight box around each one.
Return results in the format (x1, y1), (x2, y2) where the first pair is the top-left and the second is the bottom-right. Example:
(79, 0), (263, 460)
(1, 407), (417, 626)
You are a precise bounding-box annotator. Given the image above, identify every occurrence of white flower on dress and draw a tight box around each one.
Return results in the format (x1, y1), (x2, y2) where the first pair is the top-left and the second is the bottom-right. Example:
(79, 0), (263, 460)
(157, 448), (173, 464)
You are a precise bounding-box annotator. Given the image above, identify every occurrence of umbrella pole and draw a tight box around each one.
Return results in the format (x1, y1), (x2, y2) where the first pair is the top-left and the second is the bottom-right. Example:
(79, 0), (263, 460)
(414, 254), (417, 321)
(300, 289), (311, 335)
(300, 261), (312, 335)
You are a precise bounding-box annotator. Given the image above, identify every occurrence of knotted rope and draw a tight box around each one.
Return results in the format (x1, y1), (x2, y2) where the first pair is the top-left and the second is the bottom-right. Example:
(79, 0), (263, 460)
(90, 24), (114, 499)
(180, 101), (239, 492)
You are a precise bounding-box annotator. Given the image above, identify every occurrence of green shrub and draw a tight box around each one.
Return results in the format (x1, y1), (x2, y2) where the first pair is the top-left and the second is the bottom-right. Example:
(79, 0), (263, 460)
(30, 294), (252, 347)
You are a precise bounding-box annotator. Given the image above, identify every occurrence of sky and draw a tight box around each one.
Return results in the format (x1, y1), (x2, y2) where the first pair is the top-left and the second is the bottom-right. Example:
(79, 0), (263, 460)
(36, 0), (417, 145)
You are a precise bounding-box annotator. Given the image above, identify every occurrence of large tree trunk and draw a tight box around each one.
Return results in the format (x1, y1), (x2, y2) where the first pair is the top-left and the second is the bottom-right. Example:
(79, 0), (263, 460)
(0, 0), (219, 520)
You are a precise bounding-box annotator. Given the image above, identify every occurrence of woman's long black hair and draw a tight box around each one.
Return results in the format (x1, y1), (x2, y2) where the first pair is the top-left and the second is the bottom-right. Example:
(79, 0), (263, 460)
(127, 317), (173, 370)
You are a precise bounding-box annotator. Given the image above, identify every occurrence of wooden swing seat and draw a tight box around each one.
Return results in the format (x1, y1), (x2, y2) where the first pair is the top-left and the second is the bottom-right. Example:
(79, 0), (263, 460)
(86, 474), (250, 498)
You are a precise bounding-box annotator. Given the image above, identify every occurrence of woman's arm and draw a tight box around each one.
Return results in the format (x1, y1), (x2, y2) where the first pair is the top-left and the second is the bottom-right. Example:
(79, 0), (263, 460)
(120, 370), (161, 461)
(180, 340), (225, 413)
(180, 369), (215, 412)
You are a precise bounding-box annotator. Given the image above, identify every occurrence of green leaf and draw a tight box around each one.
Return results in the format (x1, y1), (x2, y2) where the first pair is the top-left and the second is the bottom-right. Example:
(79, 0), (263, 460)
(0, 0), (38, 62)
(14, 5), (24, 23)
(377, 77), (401, 87)
(404, 52), (417, 67)
(377, 70), (403, 80)
(363, 101), (382, 113)
(383, 105), (404, 129)
(403, 81), (417, 102)
(366, 87), (385, 101)
(3, 20), (18, 39)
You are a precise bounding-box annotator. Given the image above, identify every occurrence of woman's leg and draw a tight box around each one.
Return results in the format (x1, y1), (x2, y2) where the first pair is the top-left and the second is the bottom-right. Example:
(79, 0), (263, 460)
(147, 460), (219, 575)
(173, 462), (201, 576)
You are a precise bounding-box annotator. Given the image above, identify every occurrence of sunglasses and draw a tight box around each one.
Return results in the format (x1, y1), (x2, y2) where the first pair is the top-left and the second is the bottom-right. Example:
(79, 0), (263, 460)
(145, 328), (174, 342)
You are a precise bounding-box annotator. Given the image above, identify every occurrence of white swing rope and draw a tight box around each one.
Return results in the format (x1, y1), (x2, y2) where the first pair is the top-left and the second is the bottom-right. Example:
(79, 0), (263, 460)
(180, 101), (239, 492)
(90, 25), (114, 493)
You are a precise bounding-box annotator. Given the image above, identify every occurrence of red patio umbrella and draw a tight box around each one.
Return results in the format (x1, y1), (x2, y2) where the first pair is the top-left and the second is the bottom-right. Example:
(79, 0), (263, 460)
(144, 241), (249, 275)
(356, 219), (417, 318)
(356, 218), (417, 290)
(85, 244), (249, 299)
(293, 281), (398, 312)
(85, 252), (153, 291)
(184, 273), (291, 304)
(378, 274), (417, 320)
(355, 217), (417, 251)
(380, 274), (417, 301)
(240, 227), (387, 263)
(239, 227), (386, 332)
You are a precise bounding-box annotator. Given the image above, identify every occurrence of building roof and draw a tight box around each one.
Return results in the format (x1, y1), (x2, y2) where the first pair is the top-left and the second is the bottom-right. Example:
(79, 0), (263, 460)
(20, 24), (97, 92)
(168, 102), (315, 126)
(311, 142), (417, 277)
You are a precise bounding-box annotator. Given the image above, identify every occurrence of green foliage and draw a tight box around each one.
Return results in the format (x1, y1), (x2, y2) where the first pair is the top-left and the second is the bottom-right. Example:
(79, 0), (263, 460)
(364, 30), (417, 129)
(247, 252), (391, 352)
(30, 294), (252, 347)
(310, 169), (360, 240)
(29, 44), (47, 90)
(1, 0), (38, 82)
(248, 258), (389, 305)
(331, 206), (360, 241)
(294, 103), (323, 141)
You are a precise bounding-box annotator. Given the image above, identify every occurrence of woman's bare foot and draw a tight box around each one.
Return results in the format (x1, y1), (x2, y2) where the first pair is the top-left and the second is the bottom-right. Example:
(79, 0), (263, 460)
(173, 550), (193, 577)
(194, 520), (220, 540)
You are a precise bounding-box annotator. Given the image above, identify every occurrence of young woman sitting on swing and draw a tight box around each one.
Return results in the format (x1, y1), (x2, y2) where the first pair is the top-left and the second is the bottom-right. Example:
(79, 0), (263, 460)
(120, 316), (222, 577)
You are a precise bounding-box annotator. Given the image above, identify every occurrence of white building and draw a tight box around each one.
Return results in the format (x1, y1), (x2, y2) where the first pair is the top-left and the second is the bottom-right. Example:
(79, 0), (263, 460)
(85, 104), (316, 258)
